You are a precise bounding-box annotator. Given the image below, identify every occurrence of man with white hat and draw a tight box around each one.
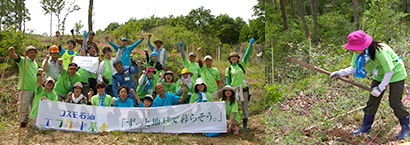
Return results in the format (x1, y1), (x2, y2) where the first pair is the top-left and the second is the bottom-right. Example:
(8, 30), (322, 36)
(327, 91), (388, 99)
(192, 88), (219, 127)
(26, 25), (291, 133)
(197, 47), (221, 101)
(147, 34), (167, 68)
(8, 45), (39, 128)
(30, 68), (58, 126)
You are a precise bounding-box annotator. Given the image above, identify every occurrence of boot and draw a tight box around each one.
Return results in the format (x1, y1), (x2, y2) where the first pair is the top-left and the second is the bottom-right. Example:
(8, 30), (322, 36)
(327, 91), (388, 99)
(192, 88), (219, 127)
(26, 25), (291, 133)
(243, 118), (248, 131)
(398, 115), (410, 140)
(351, 114), (374, 135)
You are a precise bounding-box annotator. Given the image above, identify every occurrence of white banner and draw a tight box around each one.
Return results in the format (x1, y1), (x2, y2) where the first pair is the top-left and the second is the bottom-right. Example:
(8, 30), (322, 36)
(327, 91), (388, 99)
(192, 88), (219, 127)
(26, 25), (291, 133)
(72, 56), (99, 73)
(36, 100), (227, 133)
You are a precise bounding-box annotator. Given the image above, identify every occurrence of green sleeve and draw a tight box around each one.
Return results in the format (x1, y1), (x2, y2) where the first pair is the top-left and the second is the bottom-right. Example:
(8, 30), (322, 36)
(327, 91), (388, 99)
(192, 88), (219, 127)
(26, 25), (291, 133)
(226, 76), (231, 85)
(231, 100), (239, 113)
(189, 93), (198, 104)
(183, 59), (189, 68)
(91, 95), (97, 106)
(225, 67), (230, 85)
(206, 92), (213, 101)
(104, 95), (112, 106)
(216, 68), (221, 81)
(243, 45), (252, 64)
(375, 50), (394, 73)
(350, 53), (358, 67)
(136, 83), (144, 98)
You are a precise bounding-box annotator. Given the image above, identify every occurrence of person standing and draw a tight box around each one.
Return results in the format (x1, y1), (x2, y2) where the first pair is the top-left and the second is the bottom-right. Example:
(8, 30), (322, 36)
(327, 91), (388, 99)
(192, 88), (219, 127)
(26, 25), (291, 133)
(147, 34), (167, 68)
(197, 47), (221, 101)
(178, 42), (200, 83)
(105, 36), (144, 66)
(8, 46), (39, 128)
(42, 45), (61, 80)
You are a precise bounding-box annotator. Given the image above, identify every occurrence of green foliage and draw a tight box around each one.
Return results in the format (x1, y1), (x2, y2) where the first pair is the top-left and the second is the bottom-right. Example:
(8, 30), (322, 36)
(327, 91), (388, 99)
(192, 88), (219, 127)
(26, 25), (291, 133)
(264, 84), (283, 109)
(0, 0), (31, 31)
(0, 26), (28, 57)
(74, 20), (84, 35)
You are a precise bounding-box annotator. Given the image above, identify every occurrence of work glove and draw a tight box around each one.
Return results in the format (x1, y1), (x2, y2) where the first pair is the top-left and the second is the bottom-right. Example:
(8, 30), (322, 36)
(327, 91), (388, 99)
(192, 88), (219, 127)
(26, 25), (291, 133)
(249, 38), (255, 45)
(179, 42), (183, 47)
(130, 58), (138, 66)
(370, 86), (383, 97)
(83, 30), (88, 38)
(70, 29), (74, 34)
(329, 71), (341, 79)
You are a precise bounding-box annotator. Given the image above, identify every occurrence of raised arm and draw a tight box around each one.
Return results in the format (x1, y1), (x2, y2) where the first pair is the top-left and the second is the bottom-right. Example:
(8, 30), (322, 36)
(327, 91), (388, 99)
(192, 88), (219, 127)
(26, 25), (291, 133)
(177, 87), (186, 103)
(42, 54), (50, 71)
(113, 46), (123, 61)
(130, 88), (141, 105)
(37, 68), (43, 89)
(128, 37), (144, 50)
(82, 31), (88, 51)
(243, 38), (255, 64)
(178, 43), (186, 61)
(147, 34), (155, 51)
(108, 40), (120, 52)
(57, 58), (64, 73)
(71, 29), (79, 42)
(8, 46), (19, 61)
(56, 31), (60, 46)
(197, 47), (203, 68)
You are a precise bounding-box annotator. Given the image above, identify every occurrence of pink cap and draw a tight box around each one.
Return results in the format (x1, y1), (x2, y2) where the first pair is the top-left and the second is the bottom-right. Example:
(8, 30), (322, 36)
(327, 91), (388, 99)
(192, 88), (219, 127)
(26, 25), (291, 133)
(343, 30), (373, 50)
(146, 66), (156, 74)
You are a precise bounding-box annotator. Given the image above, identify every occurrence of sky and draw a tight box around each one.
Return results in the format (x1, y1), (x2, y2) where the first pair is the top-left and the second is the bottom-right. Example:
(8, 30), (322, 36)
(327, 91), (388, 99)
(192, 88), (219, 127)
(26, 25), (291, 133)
(25, 0), (258, 35)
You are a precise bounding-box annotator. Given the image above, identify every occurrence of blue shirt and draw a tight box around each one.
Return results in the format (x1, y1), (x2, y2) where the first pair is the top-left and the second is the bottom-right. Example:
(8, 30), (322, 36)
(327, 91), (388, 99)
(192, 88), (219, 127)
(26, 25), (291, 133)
(137, 102), (145, 108)
(59, 46), (79, 56)
(114, 97), (134, 107)
(148, 38), (167, 66)
(109, 40), (142, 66)
(152, 93), (180, 107)
(112, 65), (141, 106)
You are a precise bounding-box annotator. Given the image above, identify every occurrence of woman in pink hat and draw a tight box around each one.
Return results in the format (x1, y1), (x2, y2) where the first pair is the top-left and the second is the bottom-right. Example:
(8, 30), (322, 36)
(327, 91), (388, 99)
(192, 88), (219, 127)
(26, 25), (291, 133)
(136, 66), (158, 102)
(330, 30), (408, 139)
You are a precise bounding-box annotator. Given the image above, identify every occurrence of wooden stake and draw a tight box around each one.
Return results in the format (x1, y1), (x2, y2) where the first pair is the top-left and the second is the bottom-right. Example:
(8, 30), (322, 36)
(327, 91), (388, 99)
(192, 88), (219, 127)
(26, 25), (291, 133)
(286, 55), (372, 91)
(271, 38), (274, 85)
(18, 51), (28, 145)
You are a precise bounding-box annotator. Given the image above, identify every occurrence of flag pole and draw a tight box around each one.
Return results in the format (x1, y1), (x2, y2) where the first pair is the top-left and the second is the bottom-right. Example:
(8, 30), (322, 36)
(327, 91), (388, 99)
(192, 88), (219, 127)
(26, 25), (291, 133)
(18, 50), (28, 145)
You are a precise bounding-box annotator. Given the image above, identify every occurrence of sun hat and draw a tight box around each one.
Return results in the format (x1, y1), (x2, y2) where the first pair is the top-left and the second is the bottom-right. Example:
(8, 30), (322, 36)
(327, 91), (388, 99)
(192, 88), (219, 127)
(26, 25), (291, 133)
(222, 85), (235, 92)
(180, 68), (193, 76)
(228, 52), (240, 60)
(153, 39), (164, 44)
(44, 76), (56, 84)
(144, 95), (154, 101)
(26, 46), (37, 52)
(204, 55), (213, 61)
(146, 66), (157, 74)
(164, 71), (174, 76)
(73, 82), (83, 89)
(121, 37), (128, 41)
(194, 78), (207, 88)
(343, 30), (373, 50)
(49, 45), (59, 53)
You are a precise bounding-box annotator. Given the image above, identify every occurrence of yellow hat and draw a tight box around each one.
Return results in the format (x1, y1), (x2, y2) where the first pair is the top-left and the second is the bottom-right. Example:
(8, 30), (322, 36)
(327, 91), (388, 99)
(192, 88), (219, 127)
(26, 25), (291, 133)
(180, 68), (193, 76)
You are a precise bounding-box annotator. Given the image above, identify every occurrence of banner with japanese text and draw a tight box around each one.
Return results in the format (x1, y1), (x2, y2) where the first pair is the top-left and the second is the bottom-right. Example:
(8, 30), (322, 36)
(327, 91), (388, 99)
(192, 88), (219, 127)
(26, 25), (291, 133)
(72, 56), (99, 73)
(36, 100), (227, 133)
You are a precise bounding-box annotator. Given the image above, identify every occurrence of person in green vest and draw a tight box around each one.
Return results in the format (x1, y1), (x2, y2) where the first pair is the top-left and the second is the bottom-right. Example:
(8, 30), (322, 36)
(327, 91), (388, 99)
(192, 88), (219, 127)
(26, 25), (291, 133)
(137, 67), (158, 101)
(178, 42), (200, 83)
(76, 31), (99, 96)
(221, 85), (241, 135)
(30, 69), (58, 126)
(330, 30), (409, 139)
(189, 78), (213, 103)
(197, 47), (221, 101)
(8, 46), (39, 128)
(54, 62), (82, 101)
(144, 49), (164, 82)
(225, 38), (255, 131)
(97, 47), (122, 97)
(56, 31), (79, 69)
(90, 81), (113, 106)
(175, 69), (194, 104)
(162, 71), (177, 94)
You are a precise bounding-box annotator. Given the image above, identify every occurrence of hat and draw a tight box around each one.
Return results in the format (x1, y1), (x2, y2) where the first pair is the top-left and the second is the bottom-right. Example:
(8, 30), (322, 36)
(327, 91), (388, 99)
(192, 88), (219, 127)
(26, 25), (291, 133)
(149, 52), (159, 60)
(26, 46), (37, 52)
(121, 37), (128, 41)
(144, 95), (154, 101)
(44, 76), (55, 84)
(73, 82), (83, 89)
(49, 45), (59, 53)
(146, 66), (157, 74)
(194, 78), (207, 88)
(164, 71), (174, 76)
(344, 30), (373, 50)
(180, 68), (193, 76)
(222, 85), (235, 92)
(68, 63), (78, 69)
(153, 39), (164, 44)
(228, 52), (240, 60)
(204, 55), (213, 61)
(189, 52), (196, 57)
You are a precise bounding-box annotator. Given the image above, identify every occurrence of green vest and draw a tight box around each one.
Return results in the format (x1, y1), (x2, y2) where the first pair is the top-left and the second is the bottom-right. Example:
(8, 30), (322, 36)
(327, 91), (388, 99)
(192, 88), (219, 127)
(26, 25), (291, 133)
(61, 50), (78, 69)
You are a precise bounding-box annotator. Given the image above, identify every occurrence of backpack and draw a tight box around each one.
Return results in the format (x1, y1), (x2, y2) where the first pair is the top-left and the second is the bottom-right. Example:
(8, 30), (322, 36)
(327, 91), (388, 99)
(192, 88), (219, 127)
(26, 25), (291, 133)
(228, 63), (245, 83)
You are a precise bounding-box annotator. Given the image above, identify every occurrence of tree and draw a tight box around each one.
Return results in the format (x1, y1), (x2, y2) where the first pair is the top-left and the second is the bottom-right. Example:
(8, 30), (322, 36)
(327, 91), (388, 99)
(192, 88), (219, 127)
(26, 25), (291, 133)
(104, 22), (120, 32)
(289, 0), (296, 17)
(296, 0), (309, 39)
(1, 0), (30, 32)
(213, 14), (242, 44)
(404, 0), (407, 13)
(74, 20), (84, 35)
(185, 6), (215, 36)
(60, 0), (80, 33)
(88, 0), (93, 31)
(352, 0), (360, 30)
(308, 0), (318, 41)
(279, 0), (288, 31)
(41, 0), (79, 35)
(40, 0), (62, 36)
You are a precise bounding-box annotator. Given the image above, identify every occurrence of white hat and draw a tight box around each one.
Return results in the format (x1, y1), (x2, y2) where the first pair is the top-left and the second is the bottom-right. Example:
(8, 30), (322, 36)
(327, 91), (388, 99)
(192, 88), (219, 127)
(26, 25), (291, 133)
(44, 76), (55, 84)
(144, 95), (154, 101)
(204, 55), (213, 61)
(194, 78), (207, 88)
(222, 85), (235, 92)
(26, 46), (37, 52)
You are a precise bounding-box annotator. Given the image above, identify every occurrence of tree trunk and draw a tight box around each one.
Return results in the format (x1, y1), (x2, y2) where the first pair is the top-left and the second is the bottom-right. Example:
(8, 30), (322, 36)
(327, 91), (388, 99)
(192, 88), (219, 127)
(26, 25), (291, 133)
(302, 0), (307, 16)
(280, 0), (289, 30)
(289, 0), (296, 16)
(404, 0), (407, 13)
(352, 0), (360, 30)
(50, 12), (53, 36)
(0, 0), (3, 31)
(296, 0), (309, 39)
(271, 0), (277, 11)
(308, 0), (319, 41)
(88, 0), (94, 31)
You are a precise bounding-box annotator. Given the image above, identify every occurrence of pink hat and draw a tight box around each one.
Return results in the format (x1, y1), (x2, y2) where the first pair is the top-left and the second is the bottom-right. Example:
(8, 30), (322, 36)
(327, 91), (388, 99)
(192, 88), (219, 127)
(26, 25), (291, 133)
(146, 66), (156, 74)
(343, 30), (373, 50)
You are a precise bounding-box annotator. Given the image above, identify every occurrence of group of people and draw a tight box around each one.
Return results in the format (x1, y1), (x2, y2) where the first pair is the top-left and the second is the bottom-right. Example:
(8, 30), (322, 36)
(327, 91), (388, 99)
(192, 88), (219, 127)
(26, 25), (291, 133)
(10, 29), (256, 135)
